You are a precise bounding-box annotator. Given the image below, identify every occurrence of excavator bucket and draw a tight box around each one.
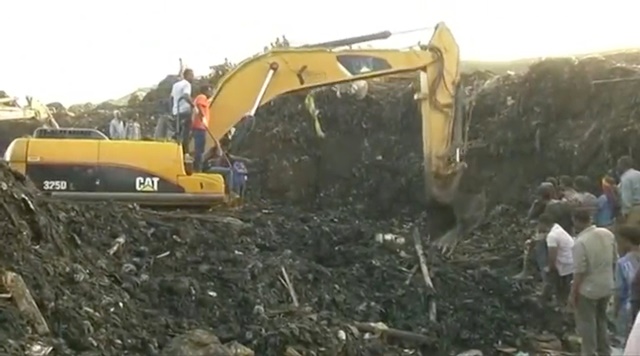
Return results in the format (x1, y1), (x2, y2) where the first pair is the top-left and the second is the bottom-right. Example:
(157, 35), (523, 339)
(414, 24), (485, 249)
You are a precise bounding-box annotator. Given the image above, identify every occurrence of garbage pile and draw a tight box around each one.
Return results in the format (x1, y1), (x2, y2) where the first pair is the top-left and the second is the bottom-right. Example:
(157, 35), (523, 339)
(238, 51), (640, 211)
(3, 50), (640, 355)
(0, 161), (555, 356)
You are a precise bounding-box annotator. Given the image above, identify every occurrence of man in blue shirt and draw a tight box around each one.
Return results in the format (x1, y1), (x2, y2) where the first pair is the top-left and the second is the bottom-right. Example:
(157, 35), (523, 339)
(613, 225), (640, 344)
(595, 176), (618, 228)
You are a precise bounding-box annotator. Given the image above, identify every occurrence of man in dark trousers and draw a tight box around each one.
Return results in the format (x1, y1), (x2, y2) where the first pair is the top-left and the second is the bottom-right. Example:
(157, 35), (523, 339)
(170, 68), (195, 149)
(191, 85), (212, 172)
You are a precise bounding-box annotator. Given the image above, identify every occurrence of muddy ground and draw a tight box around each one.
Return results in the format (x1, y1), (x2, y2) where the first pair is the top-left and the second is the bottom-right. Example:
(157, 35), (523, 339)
(1, 51), (640, 355)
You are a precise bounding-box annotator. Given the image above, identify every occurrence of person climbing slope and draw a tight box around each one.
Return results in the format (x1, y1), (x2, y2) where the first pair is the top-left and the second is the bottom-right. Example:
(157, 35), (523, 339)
(515, 183), (572, 282)
(539, 213), (574, 304)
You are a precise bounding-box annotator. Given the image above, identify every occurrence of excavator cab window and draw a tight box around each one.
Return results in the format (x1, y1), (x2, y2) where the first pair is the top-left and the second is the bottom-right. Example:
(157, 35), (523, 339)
(33, 127), (109, 140)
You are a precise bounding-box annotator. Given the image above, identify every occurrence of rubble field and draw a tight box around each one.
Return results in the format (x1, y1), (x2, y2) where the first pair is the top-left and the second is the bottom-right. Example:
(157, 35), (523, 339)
(2, 50), (640, 355)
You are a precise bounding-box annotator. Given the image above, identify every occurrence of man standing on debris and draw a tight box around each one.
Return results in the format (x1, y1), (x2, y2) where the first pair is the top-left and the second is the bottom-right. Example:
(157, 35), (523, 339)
(612, 225), (640, 345)
(191, 85), (212, 172)
(109, 110), (125, 139)
(617, 156), (640, 225)
(538, 213), (574, 303)
(595, 176), (619, 228)
(170, 68), (195, 149)
(570, 209), (616, 356)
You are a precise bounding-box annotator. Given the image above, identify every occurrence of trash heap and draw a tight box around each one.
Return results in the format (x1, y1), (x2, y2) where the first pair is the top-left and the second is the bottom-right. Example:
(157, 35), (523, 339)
(238, 51), (640, 211)
(0, 162), (557, 356)
(3, 50), (640, 355)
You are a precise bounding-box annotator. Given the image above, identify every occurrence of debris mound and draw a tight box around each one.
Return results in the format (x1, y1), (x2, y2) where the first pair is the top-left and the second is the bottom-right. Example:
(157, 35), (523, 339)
(238, 51), (640, 209)
(3, 50), (640, 355)
(0, 161), (554, 355)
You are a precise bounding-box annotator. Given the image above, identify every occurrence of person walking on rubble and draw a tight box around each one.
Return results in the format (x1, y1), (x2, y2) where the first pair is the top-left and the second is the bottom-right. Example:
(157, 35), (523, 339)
(617, 156), (640, 225)
(570, 209), (616, 356)
(109, 110), (125, 139)
(191, 85), (212, 172)
(538, 213), (574, 304)
(612, 225), (640, 345)
(170, 68), (195, 149)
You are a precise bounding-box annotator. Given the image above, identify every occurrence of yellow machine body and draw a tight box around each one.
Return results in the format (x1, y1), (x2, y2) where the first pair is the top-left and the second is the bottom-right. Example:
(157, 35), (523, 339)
(4, 135), (226, 205)
(4, 22), (463, 206)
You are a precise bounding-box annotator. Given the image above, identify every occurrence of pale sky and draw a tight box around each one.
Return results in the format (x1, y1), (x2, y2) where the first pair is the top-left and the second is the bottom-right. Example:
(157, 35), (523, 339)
(2, 0), (639, 105)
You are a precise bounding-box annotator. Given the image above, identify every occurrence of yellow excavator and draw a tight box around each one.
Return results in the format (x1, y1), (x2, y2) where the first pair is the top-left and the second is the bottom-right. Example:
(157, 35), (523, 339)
(4, 22), (471, 225)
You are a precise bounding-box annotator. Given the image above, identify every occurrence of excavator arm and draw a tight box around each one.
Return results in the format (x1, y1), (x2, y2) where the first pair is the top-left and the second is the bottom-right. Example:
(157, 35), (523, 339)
(206, 22), (463, 204)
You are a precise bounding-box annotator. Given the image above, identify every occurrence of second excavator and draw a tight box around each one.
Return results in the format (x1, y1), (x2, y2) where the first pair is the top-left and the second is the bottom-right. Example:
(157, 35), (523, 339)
(4, 22), (482, 238)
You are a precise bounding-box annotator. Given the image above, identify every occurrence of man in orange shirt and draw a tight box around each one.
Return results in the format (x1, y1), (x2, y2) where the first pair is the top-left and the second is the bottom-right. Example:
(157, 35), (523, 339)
(192, 84), (212, 172)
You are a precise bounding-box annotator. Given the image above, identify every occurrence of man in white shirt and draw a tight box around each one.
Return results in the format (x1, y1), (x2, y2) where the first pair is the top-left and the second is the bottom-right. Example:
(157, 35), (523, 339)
(170, 68), (195, 149)
(109, 110), (125, 139)
(538, 213), (574, 303)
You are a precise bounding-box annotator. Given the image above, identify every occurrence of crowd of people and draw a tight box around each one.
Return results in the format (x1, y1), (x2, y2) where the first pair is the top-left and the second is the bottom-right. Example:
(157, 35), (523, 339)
(519, 156), (640, 355)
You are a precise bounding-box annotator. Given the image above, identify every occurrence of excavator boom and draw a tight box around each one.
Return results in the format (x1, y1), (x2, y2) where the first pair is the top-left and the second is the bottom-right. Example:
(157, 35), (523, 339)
(207, 22), (464, 204)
